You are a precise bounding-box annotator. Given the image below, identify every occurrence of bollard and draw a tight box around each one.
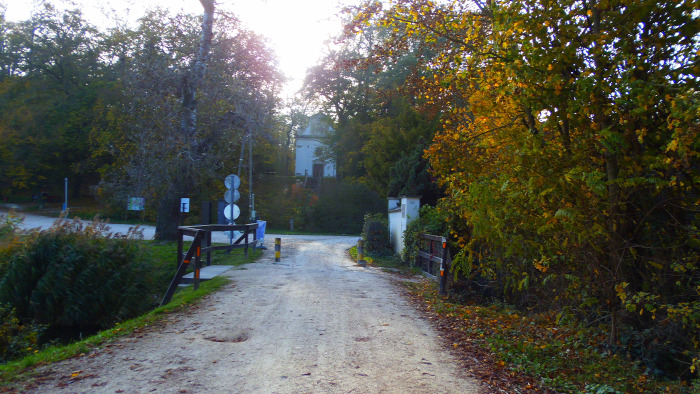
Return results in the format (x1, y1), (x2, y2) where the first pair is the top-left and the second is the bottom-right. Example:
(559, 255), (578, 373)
(357, 239), (366, 267)
(274, 238), (281, 262)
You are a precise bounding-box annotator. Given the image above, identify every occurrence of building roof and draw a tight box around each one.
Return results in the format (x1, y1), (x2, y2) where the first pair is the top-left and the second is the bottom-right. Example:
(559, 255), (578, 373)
(296, 113), (332, 139)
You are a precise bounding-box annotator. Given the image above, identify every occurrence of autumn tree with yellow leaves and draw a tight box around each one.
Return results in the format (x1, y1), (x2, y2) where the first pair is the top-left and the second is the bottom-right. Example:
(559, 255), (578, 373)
(346, 0), (699, 377)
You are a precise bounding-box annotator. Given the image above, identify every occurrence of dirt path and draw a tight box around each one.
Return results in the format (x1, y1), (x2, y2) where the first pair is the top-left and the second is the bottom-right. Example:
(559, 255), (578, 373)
(23, 235), (480, 393)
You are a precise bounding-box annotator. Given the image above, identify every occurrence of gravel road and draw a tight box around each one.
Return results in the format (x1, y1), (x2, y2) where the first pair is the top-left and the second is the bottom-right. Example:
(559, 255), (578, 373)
(9, 213), (481, 393)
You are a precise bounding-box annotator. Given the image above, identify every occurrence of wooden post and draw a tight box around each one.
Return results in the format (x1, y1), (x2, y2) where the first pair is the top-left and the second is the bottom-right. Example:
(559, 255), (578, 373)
(176, 228), (183, 269)
(439, 237), (448, 295)
(194, 242), (201, 291)
(274, 238), (281, 262)
(161, 231), (203, 306)
(201, 202), (212, 266)
(244, 227), (249, 259)
(206, 231), (212, 266)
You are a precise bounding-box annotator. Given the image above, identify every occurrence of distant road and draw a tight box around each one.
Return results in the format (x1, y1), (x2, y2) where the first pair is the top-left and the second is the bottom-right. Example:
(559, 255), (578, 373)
(4, 212), (357, 247)
(8, 211), (159, 239)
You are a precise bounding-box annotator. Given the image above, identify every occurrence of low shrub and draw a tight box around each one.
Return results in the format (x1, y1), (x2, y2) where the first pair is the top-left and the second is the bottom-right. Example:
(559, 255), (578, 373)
(402, 205), (451, 265)
(0, 304), (44, 364)
(362, 213), (391, 256)
(0, 213), (28, 275)
(0, 217), (154, 341)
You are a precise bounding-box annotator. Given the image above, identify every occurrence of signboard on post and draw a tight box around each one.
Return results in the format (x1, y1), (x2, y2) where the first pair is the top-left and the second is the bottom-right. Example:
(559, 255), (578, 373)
(180, 198), (190, 213)
(127, 197), (145, 211)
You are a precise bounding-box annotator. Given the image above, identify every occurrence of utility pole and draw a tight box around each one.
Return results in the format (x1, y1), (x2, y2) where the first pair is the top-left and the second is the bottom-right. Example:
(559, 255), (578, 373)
(249, 128), (254, 221)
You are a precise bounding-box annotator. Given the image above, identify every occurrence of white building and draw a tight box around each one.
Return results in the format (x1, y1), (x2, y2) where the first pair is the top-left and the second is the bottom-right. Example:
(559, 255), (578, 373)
(295, 114), (336, 178)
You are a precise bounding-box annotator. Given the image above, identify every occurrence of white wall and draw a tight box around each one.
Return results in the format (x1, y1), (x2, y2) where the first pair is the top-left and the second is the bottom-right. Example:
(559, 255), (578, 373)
(388, 196), (420, 255)
(389, 210), (402, 254)
(294, 138), (336, 177)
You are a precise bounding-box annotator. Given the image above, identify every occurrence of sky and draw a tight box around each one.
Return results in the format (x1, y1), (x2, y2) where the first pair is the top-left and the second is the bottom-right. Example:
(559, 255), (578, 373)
(3, 0), (356, 97)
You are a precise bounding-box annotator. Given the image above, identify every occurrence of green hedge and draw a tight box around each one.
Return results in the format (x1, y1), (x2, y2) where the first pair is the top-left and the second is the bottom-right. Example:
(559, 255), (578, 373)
(0, 218), (154, 342)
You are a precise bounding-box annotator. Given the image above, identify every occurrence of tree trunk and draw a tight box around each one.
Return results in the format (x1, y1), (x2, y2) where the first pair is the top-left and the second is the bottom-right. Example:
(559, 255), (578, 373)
(590, 5), (622, 345)
(155, 191), (181, 241)
(154, 0), (215, 240)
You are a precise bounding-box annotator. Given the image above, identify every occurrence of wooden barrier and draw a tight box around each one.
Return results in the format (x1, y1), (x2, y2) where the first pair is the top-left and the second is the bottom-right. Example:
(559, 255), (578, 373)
(161, 223), (259, 306)
(416, 233), (451, 295)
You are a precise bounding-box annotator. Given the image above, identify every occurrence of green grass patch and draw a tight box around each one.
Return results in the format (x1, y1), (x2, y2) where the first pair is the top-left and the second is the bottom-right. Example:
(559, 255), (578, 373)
(405, 280), (697, 393)
(148, 240), (262, 268)
(348, 245), (421, 275)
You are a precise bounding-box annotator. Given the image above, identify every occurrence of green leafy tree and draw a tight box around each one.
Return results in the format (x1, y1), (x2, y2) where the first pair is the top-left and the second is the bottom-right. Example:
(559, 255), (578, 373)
(0, 4), (103, 196)
(93, 6), (281, 235)
(351, 0), (699, 376)
(388, 138), (442, 206)
(304, 19), (441, 196)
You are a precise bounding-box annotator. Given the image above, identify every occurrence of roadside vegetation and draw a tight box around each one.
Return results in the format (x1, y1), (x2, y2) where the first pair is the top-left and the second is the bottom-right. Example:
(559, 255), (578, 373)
(359, 211), (698, 392)
(333, 0), (699, 390)
(0, 213), (258, 386)
(406, 280), (698, 393)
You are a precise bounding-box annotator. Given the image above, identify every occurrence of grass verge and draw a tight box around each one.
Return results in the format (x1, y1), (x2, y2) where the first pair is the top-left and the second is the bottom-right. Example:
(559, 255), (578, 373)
(403, 280), (698, 393)
(348, 245), (421, 275)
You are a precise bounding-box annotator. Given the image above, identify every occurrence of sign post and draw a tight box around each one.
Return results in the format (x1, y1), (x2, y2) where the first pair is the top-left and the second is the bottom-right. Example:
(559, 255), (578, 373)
(63, 177), (68, 212)
(224, 174), (241, 245)
(180, 198), (190, 213)
(126, 197), (145, 221)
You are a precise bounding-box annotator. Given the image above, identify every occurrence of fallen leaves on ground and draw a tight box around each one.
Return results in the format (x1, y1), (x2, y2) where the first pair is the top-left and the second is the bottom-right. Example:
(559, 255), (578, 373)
(399, 280), (692, 393)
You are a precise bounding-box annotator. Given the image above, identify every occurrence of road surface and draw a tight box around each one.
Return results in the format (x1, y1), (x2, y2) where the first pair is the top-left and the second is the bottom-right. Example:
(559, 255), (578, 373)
(8, 213), (481, 392)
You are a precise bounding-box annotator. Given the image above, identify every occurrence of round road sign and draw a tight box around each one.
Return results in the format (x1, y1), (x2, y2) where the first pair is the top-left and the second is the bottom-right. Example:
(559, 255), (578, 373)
(224, 174), (241, 189)
(224, 189), (241, 204)
(224, 204), (240, 220)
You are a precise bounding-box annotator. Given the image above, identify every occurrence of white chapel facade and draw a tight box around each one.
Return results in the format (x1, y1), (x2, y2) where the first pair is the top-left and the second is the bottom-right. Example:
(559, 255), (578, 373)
(295, 113), (336, 178)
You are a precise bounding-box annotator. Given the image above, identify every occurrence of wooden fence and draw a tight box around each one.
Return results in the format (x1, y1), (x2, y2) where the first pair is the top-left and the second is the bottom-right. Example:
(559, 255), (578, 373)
(160, 223), (259, 306)
(416, 233), (451, 294)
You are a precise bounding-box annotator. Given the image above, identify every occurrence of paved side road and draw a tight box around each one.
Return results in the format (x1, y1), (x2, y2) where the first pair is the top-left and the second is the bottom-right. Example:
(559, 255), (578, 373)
(9, 214), (481, 393)
(7, 212), (158, 238)
(7, 212), (278, 246)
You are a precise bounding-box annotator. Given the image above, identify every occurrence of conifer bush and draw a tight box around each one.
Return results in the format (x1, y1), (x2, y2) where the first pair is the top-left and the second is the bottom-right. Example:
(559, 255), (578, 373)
(0, 213), (23, 279)
(361, 213), (391, 256)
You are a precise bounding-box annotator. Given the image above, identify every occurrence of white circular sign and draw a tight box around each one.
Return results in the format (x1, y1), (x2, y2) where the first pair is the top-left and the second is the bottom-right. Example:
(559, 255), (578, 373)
(224, 189), (240, 204)
(224, 174), (241, 189)
(224, 204), (240, 220)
